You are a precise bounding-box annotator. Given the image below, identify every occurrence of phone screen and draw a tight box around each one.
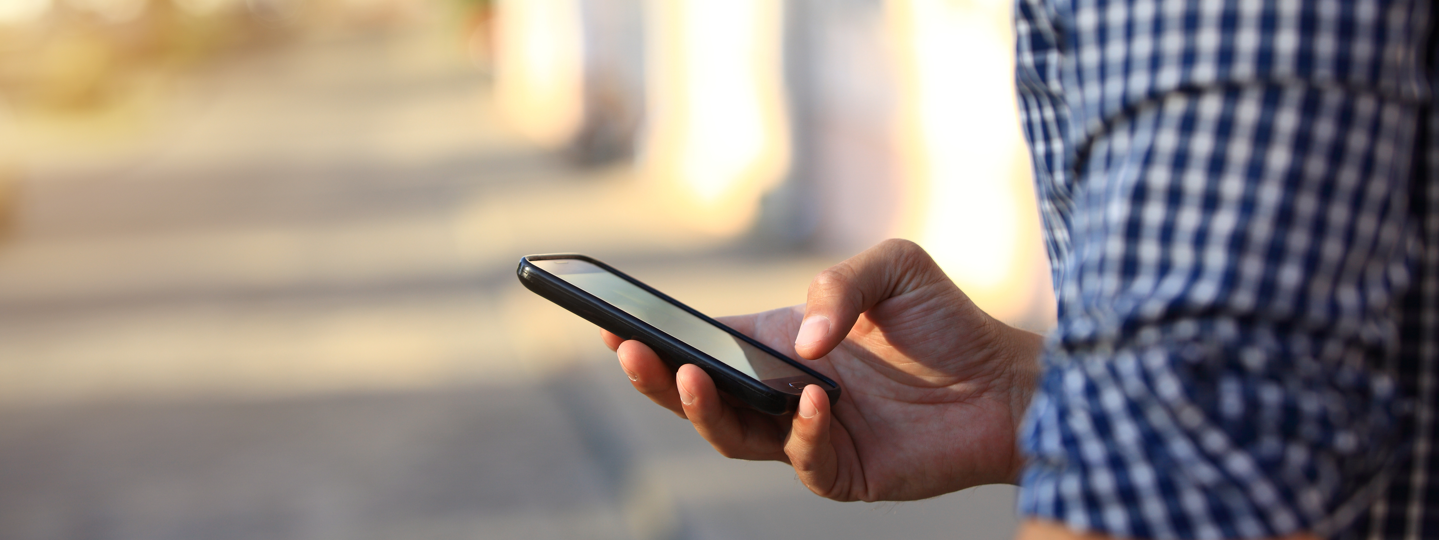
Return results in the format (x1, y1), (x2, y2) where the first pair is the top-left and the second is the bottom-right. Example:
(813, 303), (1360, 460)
(533, 259), (824, 391)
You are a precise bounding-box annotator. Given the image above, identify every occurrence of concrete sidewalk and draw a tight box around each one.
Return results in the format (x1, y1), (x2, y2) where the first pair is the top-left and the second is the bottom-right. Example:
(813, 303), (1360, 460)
(0, 18), (1019, 540)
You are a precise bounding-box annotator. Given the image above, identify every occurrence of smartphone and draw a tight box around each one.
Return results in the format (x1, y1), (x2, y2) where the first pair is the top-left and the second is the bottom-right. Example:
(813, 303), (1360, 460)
(516, 254), (841, 415)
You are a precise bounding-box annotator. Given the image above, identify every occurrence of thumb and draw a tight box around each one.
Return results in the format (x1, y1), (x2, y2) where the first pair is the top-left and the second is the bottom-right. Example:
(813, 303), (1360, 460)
(793, 239), (949, 359)
(785, 384), (841, 499)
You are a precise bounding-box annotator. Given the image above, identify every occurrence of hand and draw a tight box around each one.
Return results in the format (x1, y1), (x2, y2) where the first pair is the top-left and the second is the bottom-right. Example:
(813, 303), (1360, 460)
(601, 239), (1044, 502)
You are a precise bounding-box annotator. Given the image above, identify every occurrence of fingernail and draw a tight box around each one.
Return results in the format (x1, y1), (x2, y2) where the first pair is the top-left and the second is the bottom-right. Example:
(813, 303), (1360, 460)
(618, 359), (638, 381)
(794, 316), (831, 348)
(679, 387), (696, 406)
(798, 390), (817, 419)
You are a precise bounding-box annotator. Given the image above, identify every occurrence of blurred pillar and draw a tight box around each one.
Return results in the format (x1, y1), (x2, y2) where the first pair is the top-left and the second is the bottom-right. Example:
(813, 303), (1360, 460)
(638, 0), (790, 237)
(886, 0), (1053, 326)
(493, 0), (586, 149)
(491, 0), (645, 163)
(759, 0), (903, 252)
(568, 0), (645, 165)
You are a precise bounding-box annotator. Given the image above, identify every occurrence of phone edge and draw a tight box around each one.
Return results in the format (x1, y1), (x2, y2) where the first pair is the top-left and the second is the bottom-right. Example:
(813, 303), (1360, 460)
(516, 254), (841, 415)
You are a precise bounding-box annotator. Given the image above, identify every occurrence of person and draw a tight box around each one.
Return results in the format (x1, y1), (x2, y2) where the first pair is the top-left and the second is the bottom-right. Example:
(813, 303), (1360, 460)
(601, 1), (1437, 538)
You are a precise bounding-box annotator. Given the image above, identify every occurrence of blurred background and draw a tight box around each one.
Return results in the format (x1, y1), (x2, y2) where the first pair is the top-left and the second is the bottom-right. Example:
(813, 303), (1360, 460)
(0, 0), (1055, 538)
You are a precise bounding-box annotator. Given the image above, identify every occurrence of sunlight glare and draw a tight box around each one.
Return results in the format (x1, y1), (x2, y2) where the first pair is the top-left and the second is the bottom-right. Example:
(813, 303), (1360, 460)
(888, 0), (1040, 319)
(641, 0), (789, 236)
(493, 0), (585, 148)
(0, 0), (50, 24)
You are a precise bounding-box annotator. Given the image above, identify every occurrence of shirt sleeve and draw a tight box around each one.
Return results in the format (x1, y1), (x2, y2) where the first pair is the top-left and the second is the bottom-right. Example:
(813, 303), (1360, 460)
(1013, 1), (1436, 538)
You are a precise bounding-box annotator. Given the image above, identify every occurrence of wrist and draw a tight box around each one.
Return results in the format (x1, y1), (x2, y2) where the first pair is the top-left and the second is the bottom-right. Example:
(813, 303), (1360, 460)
(996, 322), (1044, 483)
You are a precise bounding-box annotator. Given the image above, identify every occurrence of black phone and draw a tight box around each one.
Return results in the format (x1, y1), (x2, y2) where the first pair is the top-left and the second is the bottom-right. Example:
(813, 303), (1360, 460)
(516, 254), (841, 415)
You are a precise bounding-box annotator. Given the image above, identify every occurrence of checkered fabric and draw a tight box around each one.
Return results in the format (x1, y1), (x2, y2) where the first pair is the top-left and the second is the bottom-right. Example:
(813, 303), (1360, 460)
(1011, 0), (1437, 538)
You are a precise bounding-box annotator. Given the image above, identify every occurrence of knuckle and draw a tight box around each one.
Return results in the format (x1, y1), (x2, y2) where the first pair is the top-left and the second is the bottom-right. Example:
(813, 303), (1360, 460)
(878, 237), (920, 254)
(882, 238), (937, 278)
(786, 449), (815, 473)
(884, 238), (926, 263)
(810, 264), (862, 304)
(811, 267), (852, 292)
(783, 433), (816, 469)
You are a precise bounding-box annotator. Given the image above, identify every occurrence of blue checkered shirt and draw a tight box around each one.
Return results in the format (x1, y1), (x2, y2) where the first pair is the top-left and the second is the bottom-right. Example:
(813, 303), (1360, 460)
(1012, 0), (1437, 538)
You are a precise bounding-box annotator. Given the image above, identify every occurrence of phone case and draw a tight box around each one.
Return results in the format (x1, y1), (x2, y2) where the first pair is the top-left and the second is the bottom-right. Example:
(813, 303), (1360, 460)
(516, 254), (841, 415)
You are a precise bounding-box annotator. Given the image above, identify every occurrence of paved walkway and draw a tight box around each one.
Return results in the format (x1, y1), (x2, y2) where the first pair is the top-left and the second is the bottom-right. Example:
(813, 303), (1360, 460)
(0, 17), (1018, 540)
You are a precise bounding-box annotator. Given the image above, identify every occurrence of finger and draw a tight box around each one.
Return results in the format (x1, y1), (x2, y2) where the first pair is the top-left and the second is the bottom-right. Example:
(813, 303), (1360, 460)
(714, 314), (754, 336)
(616, 340), (687, 418)
(600, 329), (625, 352)
(677, 364), (786, 461)
(784, 384), (841, 498)
(794, 238), (949, 359)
